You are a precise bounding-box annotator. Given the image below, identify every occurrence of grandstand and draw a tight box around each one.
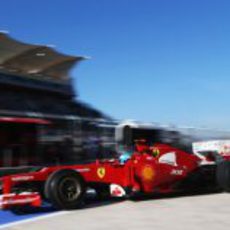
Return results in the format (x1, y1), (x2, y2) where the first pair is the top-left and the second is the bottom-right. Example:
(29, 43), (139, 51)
(0, 32), (116, 169)
(0, 32), (110, 120)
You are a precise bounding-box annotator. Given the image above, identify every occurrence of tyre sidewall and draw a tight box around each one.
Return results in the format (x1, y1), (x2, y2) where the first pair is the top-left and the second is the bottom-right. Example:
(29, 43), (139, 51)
(45, 169), (86, 209)
(216, 161), (230, 192)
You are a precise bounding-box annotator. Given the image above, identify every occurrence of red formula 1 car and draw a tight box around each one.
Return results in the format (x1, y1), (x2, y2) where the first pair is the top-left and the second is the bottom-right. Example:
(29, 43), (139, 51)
(0, 140), (230, 210)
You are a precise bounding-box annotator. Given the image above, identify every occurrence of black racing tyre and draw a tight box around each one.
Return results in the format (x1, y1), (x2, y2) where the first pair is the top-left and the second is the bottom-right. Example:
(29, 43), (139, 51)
(216, 161), (230, 192)
(44, 169), (86, 210)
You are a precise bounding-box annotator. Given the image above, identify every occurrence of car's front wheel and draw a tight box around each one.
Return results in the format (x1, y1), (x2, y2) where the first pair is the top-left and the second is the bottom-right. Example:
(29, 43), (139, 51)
(44, 169), (86, 210)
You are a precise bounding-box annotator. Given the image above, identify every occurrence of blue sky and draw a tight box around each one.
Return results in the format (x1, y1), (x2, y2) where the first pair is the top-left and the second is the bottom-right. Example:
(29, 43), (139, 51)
(1, 0), (230, 129)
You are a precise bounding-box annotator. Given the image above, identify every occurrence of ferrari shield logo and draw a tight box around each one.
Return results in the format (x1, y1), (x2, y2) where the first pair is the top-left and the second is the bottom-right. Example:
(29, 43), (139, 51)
(97, 167), (106, 179)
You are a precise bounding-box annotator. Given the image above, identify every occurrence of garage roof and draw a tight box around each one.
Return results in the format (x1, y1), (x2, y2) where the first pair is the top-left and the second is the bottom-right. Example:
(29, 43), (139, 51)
(0, 32), (86, 81)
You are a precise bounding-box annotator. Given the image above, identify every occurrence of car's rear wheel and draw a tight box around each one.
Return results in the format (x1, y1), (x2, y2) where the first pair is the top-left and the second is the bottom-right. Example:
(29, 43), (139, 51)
(44, 169), (86, 210)
(216, 161), (230, 192)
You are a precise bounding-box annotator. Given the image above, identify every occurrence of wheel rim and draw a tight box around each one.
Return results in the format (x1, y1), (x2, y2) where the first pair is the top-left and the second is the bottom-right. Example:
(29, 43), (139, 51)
(59, 177), (81, 202)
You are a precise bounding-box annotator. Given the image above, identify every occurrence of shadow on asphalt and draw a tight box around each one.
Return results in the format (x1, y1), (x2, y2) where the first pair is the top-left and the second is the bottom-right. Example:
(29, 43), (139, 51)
(10, 204), (59, 215)
(9, 195), (124, 215)
(130, 188), (223, 202)
(9, 189), (224, 215)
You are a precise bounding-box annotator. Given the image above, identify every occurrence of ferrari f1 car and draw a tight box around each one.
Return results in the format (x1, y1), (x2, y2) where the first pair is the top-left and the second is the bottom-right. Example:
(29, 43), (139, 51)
(0, 140), (230, 210)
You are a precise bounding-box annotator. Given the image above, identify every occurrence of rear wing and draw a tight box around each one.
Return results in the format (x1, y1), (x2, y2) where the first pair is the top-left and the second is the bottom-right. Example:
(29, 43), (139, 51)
(192, 140), (230, 163)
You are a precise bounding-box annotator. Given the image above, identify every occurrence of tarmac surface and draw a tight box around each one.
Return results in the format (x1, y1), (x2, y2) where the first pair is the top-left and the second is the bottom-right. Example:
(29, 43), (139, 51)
(2, 191), (230, 230)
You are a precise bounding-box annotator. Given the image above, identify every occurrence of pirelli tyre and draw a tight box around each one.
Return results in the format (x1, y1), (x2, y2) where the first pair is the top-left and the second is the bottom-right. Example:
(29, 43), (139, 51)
(44, 169), (86, 210)
(216, 161), (230, 192)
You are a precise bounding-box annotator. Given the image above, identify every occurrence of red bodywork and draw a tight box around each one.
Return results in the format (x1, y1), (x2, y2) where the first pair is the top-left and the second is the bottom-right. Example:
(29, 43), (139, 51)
(0, 143), (201, 209)
(0, 117), (50, 125)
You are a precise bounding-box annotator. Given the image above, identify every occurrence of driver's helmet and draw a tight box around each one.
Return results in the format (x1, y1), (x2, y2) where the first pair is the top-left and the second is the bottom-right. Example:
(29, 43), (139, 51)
(118, 145), (132, 163)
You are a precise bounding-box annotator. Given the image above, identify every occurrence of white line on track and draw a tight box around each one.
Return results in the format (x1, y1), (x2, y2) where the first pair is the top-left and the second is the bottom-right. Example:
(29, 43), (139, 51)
(0, 211), (69, 229)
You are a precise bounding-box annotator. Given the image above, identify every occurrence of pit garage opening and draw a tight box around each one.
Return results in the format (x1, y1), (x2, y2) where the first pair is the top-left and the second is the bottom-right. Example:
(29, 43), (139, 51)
(0, 117), (50, 168)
